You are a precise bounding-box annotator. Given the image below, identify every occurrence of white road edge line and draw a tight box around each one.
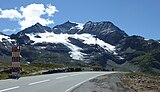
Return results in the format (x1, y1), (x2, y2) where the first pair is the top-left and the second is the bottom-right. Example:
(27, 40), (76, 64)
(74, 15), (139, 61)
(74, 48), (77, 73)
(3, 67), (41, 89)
(0, 86), (19, 92)
(28, 79), (50, 86)
(65, 73), (106, 92)
(56, 76), (68, 79)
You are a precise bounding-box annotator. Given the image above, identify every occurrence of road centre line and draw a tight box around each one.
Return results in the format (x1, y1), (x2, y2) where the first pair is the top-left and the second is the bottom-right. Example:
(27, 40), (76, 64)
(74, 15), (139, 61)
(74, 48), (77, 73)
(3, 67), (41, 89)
(28, 79), (50, 86)
(0, 86), (19, 92)
(56, 75), (68, 79)
(69, 73), (81, 77)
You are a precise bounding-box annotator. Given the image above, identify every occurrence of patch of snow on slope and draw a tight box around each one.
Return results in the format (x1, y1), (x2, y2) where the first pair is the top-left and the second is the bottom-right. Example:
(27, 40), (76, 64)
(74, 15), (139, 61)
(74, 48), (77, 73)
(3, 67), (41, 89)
(0, 34), (14, 42)
(26, 32), (85, 60)
(75, 23), (84, 29)
(145, 38), (149, 41)
(70, 23), (84, 30)
(63, 42), (86, 60)
(26, 32), (116, 60)
(71, 34), (115, 53)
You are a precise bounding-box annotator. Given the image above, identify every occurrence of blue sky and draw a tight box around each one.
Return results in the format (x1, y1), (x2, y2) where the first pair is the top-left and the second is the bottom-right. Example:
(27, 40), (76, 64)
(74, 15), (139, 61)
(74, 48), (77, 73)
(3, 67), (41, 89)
(0, 0), (160, 40)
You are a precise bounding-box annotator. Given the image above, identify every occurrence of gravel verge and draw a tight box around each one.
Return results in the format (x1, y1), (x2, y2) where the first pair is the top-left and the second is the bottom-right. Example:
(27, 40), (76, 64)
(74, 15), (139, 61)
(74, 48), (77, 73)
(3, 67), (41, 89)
(71, 73), (132, 92)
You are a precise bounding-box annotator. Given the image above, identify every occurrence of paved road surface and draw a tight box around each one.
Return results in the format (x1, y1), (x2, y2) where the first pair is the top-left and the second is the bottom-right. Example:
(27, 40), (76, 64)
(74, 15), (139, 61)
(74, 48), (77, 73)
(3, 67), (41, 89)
(0, 72), (116, 92)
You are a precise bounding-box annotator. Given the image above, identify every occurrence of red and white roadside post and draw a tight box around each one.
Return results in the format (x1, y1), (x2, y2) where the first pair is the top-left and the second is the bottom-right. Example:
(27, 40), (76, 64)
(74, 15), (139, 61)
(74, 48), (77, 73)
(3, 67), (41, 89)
(12, 45), (21, 78)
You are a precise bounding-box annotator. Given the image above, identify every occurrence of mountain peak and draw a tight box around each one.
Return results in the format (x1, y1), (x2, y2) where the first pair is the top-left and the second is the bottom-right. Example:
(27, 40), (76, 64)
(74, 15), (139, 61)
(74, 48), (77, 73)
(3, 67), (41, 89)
(63, 21), (77, 25)
(85, 21), (93, 25)
(64, 20), (72, 24)
(77, 21), (128, 45)
(53, 21), (79, 33)
(34, 22), (43, 27)
(16, 22), (53, 35)
(85, 21), (113, 25)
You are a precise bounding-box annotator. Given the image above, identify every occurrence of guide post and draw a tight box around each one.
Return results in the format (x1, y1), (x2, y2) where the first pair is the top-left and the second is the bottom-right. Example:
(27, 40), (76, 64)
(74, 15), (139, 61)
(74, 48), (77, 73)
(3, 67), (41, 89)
(11, 45), (21, 79)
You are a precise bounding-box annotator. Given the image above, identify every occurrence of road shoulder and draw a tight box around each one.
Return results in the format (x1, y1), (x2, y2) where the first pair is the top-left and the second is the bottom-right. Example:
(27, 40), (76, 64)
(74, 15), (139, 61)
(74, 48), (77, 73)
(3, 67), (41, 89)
(71, 73), (132, 92)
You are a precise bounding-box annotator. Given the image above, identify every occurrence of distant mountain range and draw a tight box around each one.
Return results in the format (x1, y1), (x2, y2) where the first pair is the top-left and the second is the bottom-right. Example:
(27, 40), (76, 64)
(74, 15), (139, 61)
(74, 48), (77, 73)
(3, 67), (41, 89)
(0, 21), (160, 75)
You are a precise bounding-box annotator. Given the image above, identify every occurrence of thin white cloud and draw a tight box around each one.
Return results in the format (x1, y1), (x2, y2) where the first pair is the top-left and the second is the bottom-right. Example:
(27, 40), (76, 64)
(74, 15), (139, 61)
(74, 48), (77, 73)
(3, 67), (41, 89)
(0, 3), (58, 30)
(45, 4), (58, 16)
(2, 28), (17, 33)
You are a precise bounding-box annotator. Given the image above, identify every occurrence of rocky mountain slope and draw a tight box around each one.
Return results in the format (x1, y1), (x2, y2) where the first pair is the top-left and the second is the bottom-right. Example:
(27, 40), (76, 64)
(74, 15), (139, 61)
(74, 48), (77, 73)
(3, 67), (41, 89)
(0, 21), (160, 75)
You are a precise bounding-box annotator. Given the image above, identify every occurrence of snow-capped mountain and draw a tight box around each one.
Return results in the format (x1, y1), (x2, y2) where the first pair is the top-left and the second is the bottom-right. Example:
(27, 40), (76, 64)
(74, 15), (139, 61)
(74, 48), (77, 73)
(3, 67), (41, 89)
(78, 21), (128, 45)
(8, 21), (126, 65)
(26, 33), (116, 60)
(0, 21), (160, 74)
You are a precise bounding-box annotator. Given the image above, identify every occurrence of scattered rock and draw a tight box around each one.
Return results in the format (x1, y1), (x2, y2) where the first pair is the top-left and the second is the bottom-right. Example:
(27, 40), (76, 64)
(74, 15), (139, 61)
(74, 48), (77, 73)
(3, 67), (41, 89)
(120, 73), (160, 92)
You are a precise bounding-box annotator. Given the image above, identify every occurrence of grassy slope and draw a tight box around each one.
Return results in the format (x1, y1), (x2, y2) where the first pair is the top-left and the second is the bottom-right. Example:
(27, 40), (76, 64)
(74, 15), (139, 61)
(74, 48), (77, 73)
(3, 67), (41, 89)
(0, 62), (102, 80)
(0, 62), (66, 80)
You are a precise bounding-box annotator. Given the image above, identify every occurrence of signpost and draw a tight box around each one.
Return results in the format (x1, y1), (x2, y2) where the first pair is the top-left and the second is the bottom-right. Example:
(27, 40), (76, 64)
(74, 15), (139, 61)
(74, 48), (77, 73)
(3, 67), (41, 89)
(11, 45), (21, 79)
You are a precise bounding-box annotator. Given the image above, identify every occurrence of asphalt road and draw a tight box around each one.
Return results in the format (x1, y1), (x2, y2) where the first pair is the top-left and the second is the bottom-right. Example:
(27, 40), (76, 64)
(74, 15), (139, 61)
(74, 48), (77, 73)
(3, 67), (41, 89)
(0, 72), (116, 92)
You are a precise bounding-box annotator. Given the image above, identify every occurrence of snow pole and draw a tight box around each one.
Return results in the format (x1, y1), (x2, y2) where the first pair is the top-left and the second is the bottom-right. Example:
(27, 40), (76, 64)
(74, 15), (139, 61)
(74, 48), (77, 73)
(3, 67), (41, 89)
(11, 45), (21, 79)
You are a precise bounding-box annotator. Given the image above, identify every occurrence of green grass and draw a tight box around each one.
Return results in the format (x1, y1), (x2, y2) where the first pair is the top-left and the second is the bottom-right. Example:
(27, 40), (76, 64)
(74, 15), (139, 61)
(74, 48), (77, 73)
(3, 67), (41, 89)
(0, 62), (66, 80)
(0, 62), (102, 80)
(125, 72), (144, 77)
(0, 72), (10, 80)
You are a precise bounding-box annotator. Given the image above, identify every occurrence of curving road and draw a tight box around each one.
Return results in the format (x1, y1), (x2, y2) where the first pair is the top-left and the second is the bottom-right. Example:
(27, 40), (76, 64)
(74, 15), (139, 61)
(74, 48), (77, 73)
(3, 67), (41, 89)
(0, 72), (116, 92)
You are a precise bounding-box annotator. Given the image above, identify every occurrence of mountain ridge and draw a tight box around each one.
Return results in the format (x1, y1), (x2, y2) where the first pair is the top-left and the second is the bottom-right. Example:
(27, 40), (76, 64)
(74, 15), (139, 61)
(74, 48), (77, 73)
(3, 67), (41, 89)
(0, 20), (160, 75)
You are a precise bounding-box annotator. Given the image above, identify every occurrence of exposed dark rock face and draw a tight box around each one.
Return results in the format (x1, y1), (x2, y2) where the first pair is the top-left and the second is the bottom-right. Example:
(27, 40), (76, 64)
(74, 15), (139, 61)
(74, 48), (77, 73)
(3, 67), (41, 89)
(0, 21), (159, 75)
(78, 21), (128, 45)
